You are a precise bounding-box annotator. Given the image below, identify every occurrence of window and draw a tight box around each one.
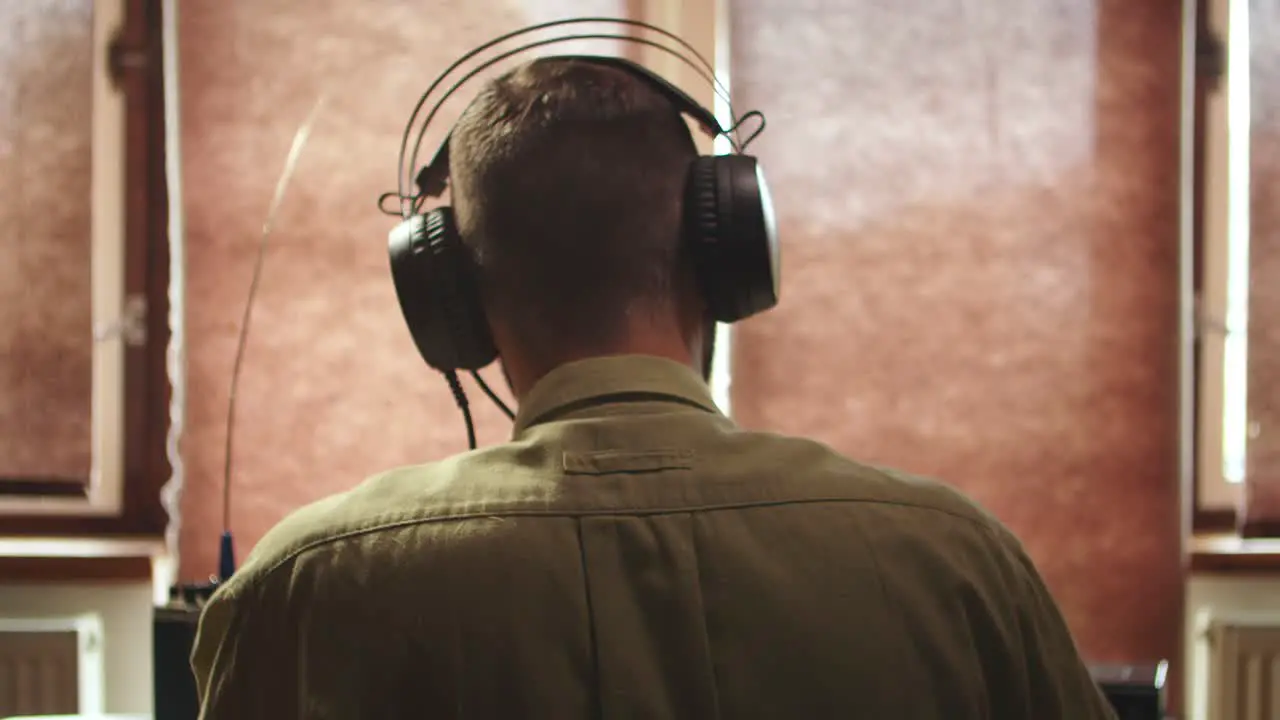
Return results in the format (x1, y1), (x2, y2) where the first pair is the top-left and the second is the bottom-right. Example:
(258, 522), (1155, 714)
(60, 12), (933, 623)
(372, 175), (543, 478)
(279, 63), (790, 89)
(0, 0), (170, 537)
(1195, 0), (1248, 515)
(1193, 0), (1280, 538)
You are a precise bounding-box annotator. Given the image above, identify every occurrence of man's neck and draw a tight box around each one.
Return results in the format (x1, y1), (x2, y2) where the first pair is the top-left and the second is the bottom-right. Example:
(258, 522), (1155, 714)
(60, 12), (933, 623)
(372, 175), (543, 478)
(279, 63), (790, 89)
(504, 340), (697, 401)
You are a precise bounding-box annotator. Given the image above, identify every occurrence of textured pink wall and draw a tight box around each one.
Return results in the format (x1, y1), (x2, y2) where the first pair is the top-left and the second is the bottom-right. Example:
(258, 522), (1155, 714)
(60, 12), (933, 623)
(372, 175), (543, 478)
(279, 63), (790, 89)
(730, 0), (1183, 670)
(1245, 0), (1280, 523)
(0, 0), (95, 481)
(178, 1), (625, 580)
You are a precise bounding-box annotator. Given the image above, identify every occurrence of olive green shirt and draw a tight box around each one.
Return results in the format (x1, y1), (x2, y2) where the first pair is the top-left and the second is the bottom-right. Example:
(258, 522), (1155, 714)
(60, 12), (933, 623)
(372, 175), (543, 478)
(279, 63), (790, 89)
(192, 355), (1116, 720)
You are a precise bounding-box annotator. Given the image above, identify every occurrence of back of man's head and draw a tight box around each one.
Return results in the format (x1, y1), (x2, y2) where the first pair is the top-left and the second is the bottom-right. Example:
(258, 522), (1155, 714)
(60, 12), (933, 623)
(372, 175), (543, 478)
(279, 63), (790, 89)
(450, 57), (700, 373)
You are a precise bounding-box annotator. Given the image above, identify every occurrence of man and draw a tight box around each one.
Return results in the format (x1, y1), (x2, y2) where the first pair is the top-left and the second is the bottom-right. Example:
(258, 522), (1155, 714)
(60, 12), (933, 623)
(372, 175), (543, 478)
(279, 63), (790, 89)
(192, 58), (1117, 719)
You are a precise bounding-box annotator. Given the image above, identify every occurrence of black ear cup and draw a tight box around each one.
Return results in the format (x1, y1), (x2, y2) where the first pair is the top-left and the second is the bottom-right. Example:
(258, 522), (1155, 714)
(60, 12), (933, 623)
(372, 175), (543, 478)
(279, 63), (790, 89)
(684, 155), (781, 323)
(388, 208), (498, 371)
(390, 158), (781, 374)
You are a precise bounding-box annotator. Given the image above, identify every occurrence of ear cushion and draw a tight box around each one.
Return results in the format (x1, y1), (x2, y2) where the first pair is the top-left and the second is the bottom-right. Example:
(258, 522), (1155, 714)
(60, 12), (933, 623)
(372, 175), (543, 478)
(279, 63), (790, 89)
(387, 208), (497, 371)
(685, 155), (780, 323)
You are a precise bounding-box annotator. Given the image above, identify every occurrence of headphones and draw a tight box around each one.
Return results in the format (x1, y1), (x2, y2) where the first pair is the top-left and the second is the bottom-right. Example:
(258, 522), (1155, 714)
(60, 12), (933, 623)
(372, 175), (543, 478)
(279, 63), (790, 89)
(379, 18), (780, 446)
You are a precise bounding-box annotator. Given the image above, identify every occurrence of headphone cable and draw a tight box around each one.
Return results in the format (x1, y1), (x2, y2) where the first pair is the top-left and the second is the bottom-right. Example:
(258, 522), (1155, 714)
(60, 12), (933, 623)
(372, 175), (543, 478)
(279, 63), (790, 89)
(471, 370), (515, 420)
(443, 371), (477, 449)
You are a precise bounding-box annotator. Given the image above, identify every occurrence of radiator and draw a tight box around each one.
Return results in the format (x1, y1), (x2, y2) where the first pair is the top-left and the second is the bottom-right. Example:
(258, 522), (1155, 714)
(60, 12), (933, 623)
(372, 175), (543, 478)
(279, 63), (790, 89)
(0, 615), (104, 717)
(1203, 613), (1280, 720)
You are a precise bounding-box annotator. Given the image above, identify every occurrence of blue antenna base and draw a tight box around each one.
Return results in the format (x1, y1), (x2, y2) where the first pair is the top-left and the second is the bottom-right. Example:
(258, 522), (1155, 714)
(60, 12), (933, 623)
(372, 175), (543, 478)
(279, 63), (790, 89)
(217, 531), (236, 581)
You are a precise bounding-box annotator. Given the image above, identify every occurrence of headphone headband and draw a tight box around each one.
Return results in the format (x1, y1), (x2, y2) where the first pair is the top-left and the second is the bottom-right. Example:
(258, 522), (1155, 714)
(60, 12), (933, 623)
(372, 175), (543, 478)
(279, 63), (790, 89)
(385, 18), (767, 218)
(413, 55), (725, 203)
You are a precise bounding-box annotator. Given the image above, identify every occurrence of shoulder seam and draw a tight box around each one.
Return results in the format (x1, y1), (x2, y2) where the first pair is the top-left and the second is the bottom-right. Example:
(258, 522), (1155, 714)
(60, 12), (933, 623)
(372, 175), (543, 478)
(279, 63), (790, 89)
(251, 495), (995, 581)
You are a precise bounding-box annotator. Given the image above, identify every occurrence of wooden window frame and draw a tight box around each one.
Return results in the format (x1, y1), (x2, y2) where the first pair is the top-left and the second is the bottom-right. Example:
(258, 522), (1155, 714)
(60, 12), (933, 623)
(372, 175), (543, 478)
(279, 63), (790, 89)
(1191, 0), (1250, 533)
(1186, 0), (1280, 572)
(1, 0), (170, 540)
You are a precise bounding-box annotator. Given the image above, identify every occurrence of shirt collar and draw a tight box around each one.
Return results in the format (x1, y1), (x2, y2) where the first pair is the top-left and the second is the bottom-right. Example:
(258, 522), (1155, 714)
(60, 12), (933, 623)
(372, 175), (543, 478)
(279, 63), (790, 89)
(511, 354), (723, 436)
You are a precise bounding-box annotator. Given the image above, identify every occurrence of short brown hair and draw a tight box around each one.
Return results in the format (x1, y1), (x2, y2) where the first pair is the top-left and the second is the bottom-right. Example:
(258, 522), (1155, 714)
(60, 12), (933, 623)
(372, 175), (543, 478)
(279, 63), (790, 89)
(450, 57), (697, 359)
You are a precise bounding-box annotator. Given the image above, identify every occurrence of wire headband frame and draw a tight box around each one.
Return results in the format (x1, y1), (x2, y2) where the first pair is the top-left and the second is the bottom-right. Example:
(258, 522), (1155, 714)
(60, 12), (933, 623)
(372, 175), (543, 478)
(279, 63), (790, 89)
(379, 17), (766, 219)
(400, 39), (754, 216)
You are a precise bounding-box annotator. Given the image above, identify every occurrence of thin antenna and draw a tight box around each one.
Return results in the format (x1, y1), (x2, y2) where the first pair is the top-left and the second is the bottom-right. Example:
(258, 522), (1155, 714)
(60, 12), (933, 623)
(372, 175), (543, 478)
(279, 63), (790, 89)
(220, 96), (326, 580)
